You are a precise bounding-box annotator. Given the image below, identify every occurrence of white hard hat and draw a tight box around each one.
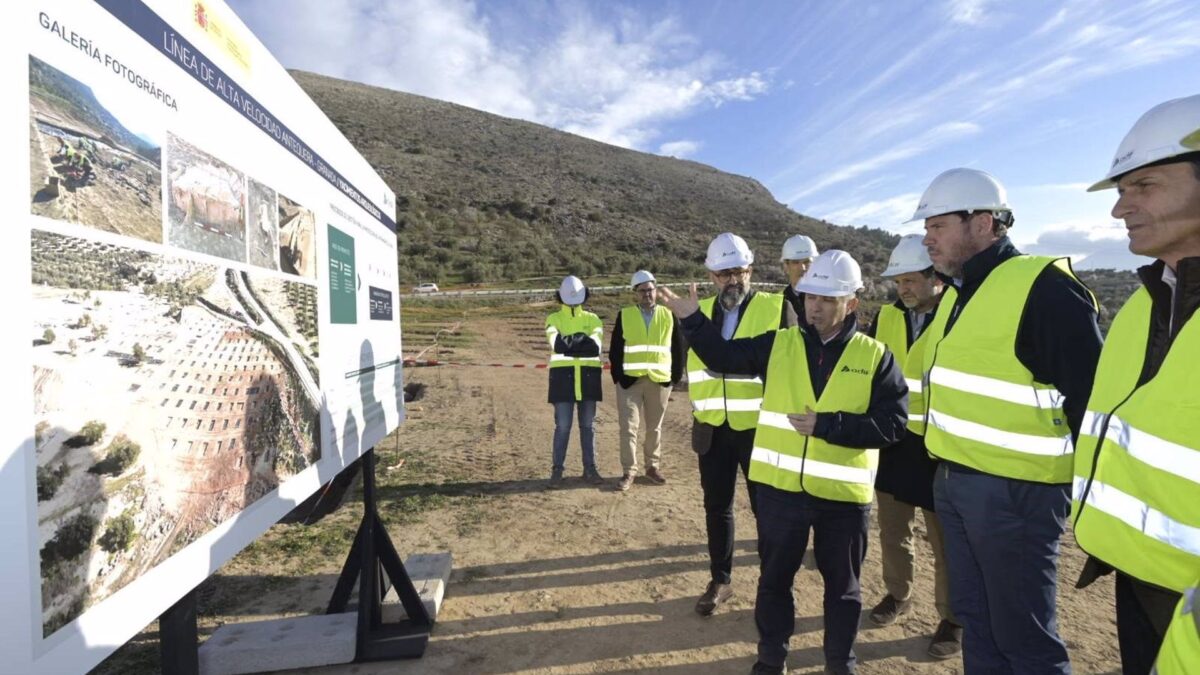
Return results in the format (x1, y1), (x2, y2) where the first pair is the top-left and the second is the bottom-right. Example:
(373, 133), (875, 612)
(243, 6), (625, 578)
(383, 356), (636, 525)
(907, 168), (1011, 222)
(705, 232), (754, 271)
(780, 234), (819, 261)
(882, 234), (933, 277)
(1090, 95), (1200, 191)
(558, 275), (586, 305)
(631, 270), (656, 288)
(795, 250), (863, 298)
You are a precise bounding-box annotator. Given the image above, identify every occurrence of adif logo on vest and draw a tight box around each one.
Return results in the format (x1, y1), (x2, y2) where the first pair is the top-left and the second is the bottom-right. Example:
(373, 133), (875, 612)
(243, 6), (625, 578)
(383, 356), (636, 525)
(840, 365), (869, 375)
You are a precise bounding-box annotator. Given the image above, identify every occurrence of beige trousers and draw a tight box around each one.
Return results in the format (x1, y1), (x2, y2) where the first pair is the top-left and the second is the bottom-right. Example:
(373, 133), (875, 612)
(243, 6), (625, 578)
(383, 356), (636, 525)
(616, 377), (671, 474)
(876, 490), (957, 623)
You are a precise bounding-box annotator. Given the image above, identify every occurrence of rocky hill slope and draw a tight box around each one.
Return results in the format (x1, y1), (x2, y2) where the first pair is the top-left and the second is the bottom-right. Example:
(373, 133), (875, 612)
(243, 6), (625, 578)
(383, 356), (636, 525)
(291, 70), (897, 288)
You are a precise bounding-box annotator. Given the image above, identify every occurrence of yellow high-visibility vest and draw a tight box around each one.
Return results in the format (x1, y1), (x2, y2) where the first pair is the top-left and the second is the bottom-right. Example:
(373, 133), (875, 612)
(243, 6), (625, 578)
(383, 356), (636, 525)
(546, 306), (603, 401)
(874, 304), (934, 434)
(1072, 287), (1200, 593)
(620, 305), (673, 383)
(922, 256), (1093, 483)
(1152, 583), (1200, 675)
(748, 327), (885, 504)
(687, 292), (783, 430)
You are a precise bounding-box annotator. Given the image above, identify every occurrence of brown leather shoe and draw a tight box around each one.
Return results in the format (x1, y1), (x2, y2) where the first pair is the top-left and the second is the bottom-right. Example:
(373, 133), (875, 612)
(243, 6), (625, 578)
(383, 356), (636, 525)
(617, 472), (635, 491)
(695, 581), (733, 616)
(927, 620), (962, 660)
(645, 466), (667, 485)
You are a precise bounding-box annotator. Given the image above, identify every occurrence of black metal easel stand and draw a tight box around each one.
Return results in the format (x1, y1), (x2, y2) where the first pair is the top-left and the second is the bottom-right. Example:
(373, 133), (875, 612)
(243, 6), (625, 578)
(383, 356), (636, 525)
(158, 448), (430, 671)
(326, 448), (432, 661)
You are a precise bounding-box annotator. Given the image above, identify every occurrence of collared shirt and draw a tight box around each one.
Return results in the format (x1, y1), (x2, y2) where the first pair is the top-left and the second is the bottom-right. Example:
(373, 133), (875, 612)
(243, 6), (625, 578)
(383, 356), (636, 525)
(640, 305), (655, 329)
(721, 305), (741, 340)
(907, 309), (934, 343)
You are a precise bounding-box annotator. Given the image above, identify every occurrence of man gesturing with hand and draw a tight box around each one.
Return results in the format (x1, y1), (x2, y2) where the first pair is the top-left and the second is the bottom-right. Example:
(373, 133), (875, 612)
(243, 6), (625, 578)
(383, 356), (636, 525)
(662, 250), (908, 675)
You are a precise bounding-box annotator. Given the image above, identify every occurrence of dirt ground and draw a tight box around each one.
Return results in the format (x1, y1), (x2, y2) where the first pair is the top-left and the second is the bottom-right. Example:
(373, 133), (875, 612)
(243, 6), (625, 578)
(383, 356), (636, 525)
(281, 311), (1122, 675)
(102, 308), (1124, 674)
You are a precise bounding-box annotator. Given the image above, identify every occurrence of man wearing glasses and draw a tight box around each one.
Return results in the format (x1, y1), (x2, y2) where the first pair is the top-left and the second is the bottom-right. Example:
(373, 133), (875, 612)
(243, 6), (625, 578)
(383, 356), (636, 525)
(609, 270), (686, 492)
(688, 233), (784, 616)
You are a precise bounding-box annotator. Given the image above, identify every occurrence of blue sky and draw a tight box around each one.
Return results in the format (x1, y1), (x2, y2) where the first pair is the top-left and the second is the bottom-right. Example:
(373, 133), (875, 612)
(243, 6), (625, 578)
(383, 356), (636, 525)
(228, 0), (1200, 270)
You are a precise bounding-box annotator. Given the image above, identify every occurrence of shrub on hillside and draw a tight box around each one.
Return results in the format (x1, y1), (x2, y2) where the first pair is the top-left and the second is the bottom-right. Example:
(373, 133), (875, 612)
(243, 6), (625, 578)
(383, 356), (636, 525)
(37, 463), (70, 501)
(99, 513), (136, 553)
(88, 436), (140, 476)
(40, 512), (98, 568)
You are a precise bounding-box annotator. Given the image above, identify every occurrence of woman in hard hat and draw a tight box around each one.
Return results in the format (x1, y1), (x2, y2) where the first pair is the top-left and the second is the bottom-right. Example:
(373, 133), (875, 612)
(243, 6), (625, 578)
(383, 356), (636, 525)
(662, 250), (908, 675)
(545, 275), (605, 487)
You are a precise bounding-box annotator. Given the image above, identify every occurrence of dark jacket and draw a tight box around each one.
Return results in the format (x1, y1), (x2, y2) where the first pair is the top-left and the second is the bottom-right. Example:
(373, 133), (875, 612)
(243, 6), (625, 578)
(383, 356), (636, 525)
(867, 298), (942, 510)
(935, 237), (1103, 444)
(681, 310), (908, 450)
(781, 283), (806, 327)
(609, 306), (685, 388)
(547, 307), (603, 403)
(1076, 256), (1200, 619)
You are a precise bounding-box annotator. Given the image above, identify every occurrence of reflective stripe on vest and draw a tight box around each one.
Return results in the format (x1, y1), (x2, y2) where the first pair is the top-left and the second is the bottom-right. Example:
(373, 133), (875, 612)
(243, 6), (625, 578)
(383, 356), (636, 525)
(546, 306), (603, 401)
(620, 305), (673, 382)
(922, 256), (1082, 483)
(687, 292), (784, 430)
(748, 327), (885, 504)
(1151, 585), (1200, 675)
(1072, 288), (1200, 592)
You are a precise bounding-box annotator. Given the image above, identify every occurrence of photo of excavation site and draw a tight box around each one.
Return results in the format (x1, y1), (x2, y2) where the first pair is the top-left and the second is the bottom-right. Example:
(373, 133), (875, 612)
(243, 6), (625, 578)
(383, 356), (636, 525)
(29, 56), (163, 243)
(166, 133), (247, 263)
(278, 192), (317, 279)
(247, 179), (279, 271)
(31, 231), (320, 636)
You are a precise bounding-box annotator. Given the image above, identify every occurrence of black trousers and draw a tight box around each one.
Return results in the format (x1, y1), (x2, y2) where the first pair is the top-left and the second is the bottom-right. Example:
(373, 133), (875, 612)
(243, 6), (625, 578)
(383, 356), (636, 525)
(1116, 572), (1181, 675)
(697, 423), (757, 584)
(754, 484), (869, 670)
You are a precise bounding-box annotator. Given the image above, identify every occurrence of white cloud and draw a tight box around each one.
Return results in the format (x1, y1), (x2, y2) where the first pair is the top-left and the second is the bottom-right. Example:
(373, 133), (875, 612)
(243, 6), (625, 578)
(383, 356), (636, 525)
(786, 122), (980, 203)
(659, 140), (702, 158)
(946, 0), (992, 25)
(230, 0), (767, 152)
(1018, 219), (1149, 270)
(819, 192), (922, 229)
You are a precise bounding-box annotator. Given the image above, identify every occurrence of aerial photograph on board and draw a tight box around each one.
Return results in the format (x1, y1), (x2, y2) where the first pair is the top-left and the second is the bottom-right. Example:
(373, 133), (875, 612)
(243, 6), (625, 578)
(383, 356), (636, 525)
(166, 133), (248, 263)
(31, 231), (320, 635)
(28, 56), (163, 243)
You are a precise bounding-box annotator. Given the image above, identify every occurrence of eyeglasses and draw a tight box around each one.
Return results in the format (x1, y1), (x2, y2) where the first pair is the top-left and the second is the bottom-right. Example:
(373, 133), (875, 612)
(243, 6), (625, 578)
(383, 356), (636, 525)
(715, 268), (750, 281)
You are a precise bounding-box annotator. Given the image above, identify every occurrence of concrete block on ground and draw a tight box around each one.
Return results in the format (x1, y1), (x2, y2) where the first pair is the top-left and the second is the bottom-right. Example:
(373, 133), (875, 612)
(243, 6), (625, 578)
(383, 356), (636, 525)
(198, 612), (356, 675)
(382, 551), (453, 623)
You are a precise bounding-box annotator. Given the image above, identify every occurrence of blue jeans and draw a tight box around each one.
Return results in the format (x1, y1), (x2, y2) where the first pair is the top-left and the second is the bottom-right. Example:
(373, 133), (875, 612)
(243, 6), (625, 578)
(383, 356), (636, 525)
(552, 400), (596, 472)
(934, 462), (1071, 674)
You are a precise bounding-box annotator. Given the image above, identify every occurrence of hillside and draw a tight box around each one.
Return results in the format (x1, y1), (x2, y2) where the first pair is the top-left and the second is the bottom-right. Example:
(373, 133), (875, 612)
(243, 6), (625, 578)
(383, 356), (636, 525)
(290, 70), (897, 288)
(29, 57), (160, 163)
(291, 70), (1139, 328)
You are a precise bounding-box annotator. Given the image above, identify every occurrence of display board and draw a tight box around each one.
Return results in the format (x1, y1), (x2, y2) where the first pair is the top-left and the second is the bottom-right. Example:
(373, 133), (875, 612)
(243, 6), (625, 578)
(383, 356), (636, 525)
(0, 1), (403, 671)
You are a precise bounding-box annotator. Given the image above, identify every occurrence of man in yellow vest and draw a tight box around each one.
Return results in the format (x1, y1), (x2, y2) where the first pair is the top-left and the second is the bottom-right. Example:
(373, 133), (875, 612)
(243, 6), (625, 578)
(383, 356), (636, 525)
(865, 234), (960, 659)
(685, 232), (784, 617)
(609, 270), (685, 492)
(1152, 579), (1200, 675)
(545, 275), (605, 488)
(1072, 95), (1200, 675)
(663, 249), (907, 675)
(914, 168), (1103, 674)
(780, 234), (819, 327)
